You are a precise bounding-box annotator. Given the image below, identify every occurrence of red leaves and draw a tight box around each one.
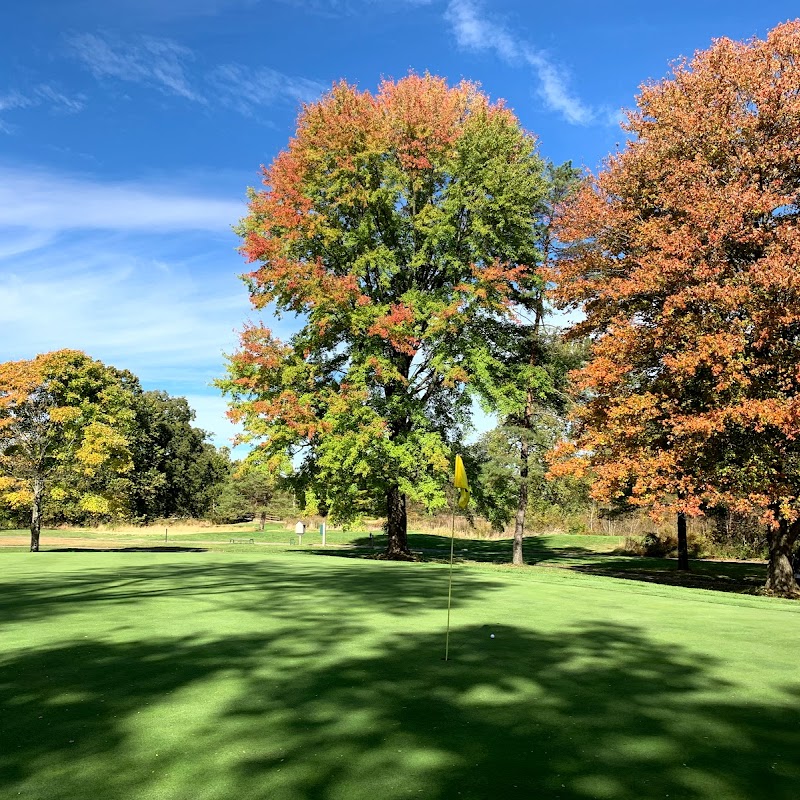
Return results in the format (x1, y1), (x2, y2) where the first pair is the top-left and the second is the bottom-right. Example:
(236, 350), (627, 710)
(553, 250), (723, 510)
(376, 74), (470, 171)
(223, 69), (545, 517)
(553, 21), (800, 520)
(234, 325), (292, 373)
(367, 303), (419, 356)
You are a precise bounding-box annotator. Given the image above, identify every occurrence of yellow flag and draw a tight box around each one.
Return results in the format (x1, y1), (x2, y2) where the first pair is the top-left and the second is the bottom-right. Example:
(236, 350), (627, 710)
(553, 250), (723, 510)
(454, 454), (470, 508)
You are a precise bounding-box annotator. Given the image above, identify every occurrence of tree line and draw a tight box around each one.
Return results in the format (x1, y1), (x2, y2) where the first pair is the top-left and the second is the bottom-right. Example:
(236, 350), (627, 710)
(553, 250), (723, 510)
(220, 24), (800, 594)
(0, 350), (286, 548)
(3, 23), (800, 595)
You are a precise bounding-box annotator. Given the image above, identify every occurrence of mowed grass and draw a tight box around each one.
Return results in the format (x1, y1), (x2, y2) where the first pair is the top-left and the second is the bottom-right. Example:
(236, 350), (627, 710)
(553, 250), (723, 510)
(1, 550), (798, 800)
(0, 522), (775, 604)
(0, 525), (771, 591)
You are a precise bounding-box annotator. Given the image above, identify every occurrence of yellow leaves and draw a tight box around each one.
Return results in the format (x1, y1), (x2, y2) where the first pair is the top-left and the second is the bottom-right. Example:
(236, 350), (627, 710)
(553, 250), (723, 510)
(2, 488), (33, 509)
(49, 406), (82, 424)
(443, 365), (469, 388)
(75, 423), (133, 476)
(79, 494), (111, 514)
(0, 476), (19, 492)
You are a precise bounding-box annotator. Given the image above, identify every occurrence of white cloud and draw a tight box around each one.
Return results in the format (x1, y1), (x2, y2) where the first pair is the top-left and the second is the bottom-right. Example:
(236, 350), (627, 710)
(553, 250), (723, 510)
(208, 64), (327, 115)
(0, 166), (244, 233)
(445, 0), (597, 126)
(32, 85), (86, 114)
(182, 393), (245, 450)
(0, 230), (55, 259)
(0, 167), (283, 446)
(0, 245), (241, 367)
(0, 233), (257, 446)
(67, 32), (203, 102)
(0, 90), (33, 114)
(0, 85), (85, 133)
(67, 31), (326, 116)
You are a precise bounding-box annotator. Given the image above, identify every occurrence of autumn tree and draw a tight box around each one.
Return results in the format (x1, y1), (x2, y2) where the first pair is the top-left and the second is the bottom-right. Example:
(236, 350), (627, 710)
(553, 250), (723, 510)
(0, 351), (137, 551)
(220, 74), (547, 558)
(551, 22), (800, 594)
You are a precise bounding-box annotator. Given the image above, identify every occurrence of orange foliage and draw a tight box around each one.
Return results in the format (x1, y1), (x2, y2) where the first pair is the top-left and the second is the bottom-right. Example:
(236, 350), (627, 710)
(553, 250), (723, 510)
(551, 21), (800, 523)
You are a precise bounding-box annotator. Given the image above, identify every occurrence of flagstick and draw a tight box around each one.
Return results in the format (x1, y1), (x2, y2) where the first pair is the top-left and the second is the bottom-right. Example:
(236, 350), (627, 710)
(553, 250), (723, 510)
(444, 502), (456, 662)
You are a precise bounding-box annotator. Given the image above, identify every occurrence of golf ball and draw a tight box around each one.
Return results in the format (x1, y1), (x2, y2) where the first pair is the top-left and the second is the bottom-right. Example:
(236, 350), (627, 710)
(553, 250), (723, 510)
(490, 634), (495, 639)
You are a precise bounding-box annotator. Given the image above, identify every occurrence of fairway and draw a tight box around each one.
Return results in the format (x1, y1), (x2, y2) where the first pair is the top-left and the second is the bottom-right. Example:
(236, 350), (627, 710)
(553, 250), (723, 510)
(1, 551), (798, 800)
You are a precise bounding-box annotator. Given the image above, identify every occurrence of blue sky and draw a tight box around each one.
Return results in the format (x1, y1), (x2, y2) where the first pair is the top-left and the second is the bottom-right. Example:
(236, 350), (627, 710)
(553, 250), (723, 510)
(1, 0), (797, 449)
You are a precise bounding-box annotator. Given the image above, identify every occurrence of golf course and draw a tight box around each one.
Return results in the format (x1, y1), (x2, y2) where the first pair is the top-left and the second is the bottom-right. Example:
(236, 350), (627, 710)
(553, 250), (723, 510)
(1, 531), (797, 800)
(5, 5), (800, 799)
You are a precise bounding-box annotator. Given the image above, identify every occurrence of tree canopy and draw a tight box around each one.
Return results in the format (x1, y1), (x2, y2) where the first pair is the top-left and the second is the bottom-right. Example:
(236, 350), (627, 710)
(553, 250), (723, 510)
(550, 21), (800, 594)
(0, 351), (229, 548)
(0, 350), (137, 550)
(126, 391), (230, 522)
(220, 73), (548, 557)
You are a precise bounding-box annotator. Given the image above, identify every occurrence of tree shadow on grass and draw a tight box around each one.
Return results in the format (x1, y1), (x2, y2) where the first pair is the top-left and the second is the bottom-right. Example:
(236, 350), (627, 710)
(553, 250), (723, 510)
(332, 537), (776, 597)
(1, 619), (798, 799)
(571, 558), (769, 595)
(46, 546), (209, 553)
(0, 556), (503, 631)
(329, 533), (597, 565)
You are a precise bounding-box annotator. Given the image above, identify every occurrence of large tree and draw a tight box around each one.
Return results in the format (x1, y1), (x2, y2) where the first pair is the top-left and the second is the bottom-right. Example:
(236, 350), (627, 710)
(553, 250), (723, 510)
(550, 22), (800, 594)
(0, 351), (137, 551)
(220, 74), (547, 558)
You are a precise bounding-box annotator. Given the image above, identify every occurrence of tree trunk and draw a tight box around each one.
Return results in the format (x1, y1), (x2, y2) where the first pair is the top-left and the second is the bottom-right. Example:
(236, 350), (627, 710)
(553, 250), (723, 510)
(513, 437), (529, 566)
(765, 519), (800, 596)
(676, 511), (690, 571)
(513, 321), (540, 567)
(384, 485), (412, 559)
(30, 475), (44, 552)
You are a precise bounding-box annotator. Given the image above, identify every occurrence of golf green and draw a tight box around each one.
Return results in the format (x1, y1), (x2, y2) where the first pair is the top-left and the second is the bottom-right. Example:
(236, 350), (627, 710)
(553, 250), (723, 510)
(1, 551), (798, 799)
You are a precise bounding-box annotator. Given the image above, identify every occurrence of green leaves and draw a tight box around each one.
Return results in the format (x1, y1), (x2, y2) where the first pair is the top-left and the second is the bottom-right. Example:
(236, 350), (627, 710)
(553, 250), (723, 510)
(0, 353), (229, 531)
(223, 75), (549, 542)
(0, 351), (138, 526)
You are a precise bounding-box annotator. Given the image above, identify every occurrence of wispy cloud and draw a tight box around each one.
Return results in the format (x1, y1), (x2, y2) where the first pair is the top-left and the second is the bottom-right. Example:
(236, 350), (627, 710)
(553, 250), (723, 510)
(0, 90), (32, 114)
(32, 85), (87, 113)
(208, 64), (327, 116)
(0, 166), (291, 448)
(0, 242), (246, 447)
(445, 0), (598, 126)
(0, 85), (85, 133)
(67, 32), (202, 101)
(0, 166), (244, 232)
(66, 31), (326, 114)
(0, 251), (242, 369)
